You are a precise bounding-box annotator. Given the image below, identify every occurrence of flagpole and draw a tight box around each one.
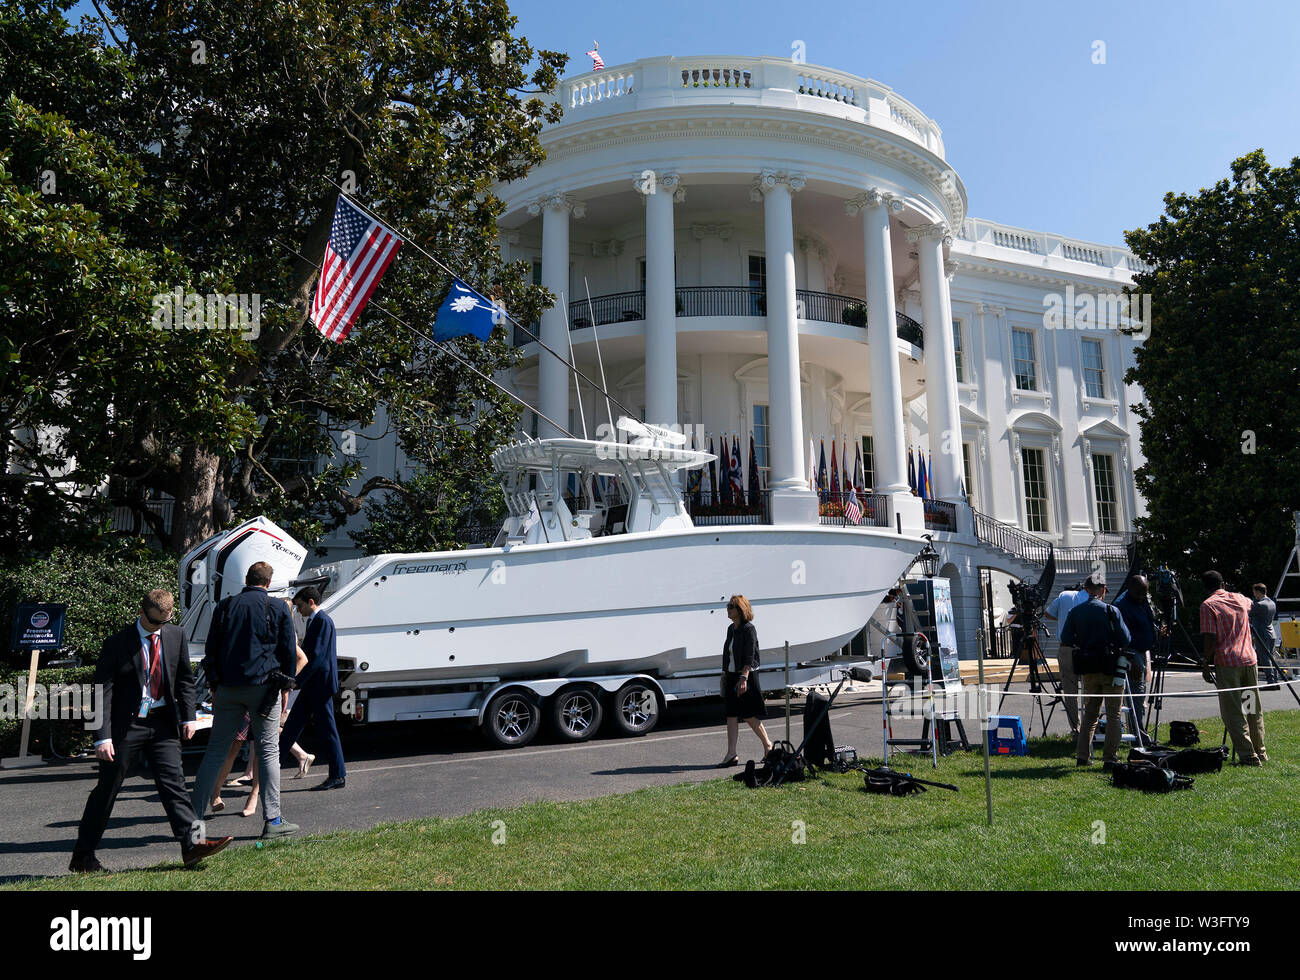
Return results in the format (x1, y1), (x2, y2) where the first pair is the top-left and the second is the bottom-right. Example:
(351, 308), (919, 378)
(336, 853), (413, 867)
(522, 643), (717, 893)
(321, 178), (640, 425)
(562, 293), (589, 439)
(273, 238), (575, 438)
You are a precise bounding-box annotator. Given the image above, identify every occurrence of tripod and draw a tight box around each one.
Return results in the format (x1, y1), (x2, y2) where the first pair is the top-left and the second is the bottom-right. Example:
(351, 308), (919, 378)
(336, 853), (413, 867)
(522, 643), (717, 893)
(998, 617), (1062, 737)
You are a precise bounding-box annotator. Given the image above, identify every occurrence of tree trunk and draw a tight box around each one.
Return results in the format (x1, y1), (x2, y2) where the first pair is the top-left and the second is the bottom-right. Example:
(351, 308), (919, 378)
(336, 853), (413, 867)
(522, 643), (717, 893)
(169, 444), (223, 555)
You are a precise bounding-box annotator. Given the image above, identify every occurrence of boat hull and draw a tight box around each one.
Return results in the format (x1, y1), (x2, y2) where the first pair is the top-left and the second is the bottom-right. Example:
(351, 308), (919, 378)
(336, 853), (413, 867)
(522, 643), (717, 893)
(324, 524), (922, 687)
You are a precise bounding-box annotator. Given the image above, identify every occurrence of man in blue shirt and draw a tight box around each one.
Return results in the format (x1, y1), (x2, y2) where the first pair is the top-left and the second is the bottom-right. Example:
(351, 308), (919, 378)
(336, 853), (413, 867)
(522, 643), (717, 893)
(1114, 576), (1159, 735)
(283, 586), (347, 791)
(1044, 582), (1091, 735)
(1060, 579), (1131, 768)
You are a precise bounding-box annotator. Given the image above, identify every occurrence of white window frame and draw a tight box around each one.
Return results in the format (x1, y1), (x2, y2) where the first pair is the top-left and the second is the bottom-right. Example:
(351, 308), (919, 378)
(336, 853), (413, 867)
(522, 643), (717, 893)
(1080, 335), (1108, 401)
(1011, 327), (1040, 393)
(1019, 445), (1052, 535)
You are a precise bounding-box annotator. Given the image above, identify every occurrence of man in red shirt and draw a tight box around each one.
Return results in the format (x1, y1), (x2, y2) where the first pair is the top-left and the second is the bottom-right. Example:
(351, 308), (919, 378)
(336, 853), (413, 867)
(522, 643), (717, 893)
(1199, 570), (1266, 765)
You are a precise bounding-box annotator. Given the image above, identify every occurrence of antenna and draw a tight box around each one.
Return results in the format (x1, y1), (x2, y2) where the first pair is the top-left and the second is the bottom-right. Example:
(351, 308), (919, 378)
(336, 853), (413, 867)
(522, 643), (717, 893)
(561, 292), (588, 439)
(584, 276), (615, 437)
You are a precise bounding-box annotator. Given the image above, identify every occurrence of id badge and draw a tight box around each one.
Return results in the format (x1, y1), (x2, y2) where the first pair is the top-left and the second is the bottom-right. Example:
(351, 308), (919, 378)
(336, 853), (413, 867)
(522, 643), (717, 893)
(138, 685), (151, 719)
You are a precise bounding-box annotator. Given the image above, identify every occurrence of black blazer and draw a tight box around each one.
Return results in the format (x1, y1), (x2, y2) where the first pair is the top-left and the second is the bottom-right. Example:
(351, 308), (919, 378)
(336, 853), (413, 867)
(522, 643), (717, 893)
(93, 621), (195, 744)
(722, 621), (760, 673)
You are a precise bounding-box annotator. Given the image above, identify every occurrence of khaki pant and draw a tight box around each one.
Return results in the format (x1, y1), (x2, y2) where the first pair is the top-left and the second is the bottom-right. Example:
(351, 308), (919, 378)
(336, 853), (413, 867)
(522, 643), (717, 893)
(1056, 647), (1080, 732)
(1216, 664), (1266, 763)
(1076, 673), (1123, 763)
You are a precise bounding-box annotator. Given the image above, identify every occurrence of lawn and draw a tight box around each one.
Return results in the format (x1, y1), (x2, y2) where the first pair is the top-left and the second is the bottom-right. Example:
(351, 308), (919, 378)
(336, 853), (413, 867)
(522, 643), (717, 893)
(9, 711), (1298, 891)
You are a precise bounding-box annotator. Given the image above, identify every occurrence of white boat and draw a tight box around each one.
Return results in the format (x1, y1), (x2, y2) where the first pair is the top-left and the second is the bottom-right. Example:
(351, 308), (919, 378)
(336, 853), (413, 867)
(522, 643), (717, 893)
(180, 425), (925, 745)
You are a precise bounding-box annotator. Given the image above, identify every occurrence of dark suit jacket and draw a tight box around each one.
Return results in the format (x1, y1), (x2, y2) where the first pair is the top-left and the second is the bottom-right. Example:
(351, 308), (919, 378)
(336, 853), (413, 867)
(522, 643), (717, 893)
(203, 585), (296, 686)
(722, 621), (760, 673)
(296, 610), (339, 696)
(94, 621), (195, 744)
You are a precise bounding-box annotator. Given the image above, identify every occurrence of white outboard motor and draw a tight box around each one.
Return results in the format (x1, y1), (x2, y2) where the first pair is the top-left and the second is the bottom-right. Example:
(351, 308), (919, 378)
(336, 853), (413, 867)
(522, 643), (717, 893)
(178, 516), (308, 658)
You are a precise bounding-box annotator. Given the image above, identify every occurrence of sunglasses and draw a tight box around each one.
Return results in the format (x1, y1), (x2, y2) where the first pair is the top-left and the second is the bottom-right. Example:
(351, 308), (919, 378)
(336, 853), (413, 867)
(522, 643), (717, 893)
(143, 612), (168, 626)
(726, 602), (738, 610)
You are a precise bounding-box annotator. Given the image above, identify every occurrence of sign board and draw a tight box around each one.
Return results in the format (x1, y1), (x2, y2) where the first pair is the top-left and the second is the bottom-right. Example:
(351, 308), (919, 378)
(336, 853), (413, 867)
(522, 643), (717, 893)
(10, 603), (68, 653)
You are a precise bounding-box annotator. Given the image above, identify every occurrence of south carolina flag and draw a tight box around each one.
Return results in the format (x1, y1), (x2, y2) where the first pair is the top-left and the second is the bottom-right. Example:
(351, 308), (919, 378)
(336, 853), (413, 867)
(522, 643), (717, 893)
(435, 279), (504, 342)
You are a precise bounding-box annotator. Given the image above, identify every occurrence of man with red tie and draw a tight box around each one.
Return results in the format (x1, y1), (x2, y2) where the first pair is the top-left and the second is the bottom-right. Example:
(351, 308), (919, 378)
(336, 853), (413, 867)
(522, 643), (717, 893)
(70, 590), (232, 873)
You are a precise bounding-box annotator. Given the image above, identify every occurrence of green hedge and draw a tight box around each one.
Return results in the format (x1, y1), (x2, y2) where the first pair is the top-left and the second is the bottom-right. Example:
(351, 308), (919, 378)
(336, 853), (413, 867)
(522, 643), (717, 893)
(0, 665), (98, 758)
(0, 539), (178, 669)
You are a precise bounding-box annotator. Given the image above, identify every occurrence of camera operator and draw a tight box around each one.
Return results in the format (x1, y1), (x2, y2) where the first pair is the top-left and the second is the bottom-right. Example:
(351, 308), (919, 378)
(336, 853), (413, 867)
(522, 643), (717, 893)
(1059, 578), (1131, 768)
(1113, 575), (1158, 737)
(1044, 581), (1090, 735)
(1200, 571), (1266, 766)
(190, 561), (300, 838)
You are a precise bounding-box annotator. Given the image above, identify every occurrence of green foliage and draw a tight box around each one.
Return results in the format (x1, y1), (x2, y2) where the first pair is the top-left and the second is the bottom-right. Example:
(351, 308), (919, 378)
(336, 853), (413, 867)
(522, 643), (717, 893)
(1124, 150), (1300, 593)
(0, 539), (178, 667)
(0, 665), (96, 757)
(0, 0), (563, 555)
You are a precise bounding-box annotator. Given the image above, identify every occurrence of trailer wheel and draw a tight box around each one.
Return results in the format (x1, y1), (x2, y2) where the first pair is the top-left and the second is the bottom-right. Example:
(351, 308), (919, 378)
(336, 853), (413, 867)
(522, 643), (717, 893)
(482, 690), (541, 748)
(609, 681), (660, 737)
(551, 686), (604, 742)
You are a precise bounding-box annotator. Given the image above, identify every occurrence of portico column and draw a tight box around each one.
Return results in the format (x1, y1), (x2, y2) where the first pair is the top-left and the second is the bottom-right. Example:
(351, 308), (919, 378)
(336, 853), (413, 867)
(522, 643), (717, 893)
(528, 193), (585, 437)
(847, 189), (922, 531)
(911, 223), (965, 503)
(753, 170), (818, 524)
(636, 171), (682, 428)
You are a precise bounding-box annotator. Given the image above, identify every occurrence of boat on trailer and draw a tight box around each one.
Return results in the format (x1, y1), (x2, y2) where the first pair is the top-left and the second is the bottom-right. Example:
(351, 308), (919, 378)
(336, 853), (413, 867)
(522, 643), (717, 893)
(179, 424), (925, 747)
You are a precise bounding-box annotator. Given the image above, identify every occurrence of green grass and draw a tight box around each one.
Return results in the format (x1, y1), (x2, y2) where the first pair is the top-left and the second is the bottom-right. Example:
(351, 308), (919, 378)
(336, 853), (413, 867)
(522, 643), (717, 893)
(9, 711), (1298, 890)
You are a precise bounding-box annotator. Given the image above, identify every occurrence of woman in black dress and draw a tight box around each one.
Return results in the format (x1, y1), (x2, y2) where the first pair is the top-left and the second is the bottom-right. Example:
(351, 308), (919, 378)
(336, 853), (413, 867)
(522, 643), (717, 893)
(718, 594), (774, 766)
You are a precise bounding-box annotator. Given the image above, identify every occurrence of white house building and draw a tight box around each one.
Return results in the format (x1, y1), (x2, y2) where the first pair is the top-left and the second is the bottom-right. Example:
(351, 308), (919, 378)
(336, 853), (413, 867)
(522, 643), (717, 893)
(465, 54), (1149, 658)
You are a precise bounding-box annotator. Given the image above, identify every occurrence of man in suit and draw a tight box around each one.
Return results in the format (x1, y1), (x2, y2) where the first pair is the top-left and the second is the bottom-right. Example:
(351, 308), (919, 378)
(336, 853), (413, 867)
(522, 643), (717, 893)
(283, 586), (346, 790)
(71, 590), (232, 872)
(190, 561), (300, 839)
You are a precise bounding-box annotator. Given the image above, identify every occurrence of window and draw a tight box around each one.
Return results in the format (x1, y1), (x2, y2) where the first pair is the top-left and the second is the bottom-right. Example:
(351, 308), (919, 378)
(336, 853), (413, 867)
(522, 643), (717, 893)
(1012, 329), (1037, 391)
(1081, 338), (1105, 399)
(752, 404), (770, 489)
(748, 254), (766, 316)
(861, 435), (875, 491)
(952, 319), (965, 384)
(1092, 453), (1119, 533)
(1021, 447), (1050, 533)
(962, 442), (977, 509)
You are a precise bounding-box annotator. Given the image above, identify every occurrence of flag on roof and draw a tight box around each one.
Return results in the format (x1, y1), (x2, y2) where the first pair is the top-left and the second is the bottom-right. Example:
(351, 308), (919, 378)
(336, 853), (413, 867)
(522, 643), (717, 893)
(312, 194), (403, 342)
(586, 42), (604, 70)
(434, 279), (504, 342)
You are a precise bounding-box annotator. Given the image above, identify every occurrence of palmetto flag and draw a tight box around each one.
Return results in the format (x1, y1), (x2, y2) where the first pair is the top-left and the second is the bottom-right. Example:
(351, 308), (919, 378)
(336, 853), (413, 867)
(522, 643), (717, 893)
(434, 279), (504, 342)
(312, 194), (402, 342)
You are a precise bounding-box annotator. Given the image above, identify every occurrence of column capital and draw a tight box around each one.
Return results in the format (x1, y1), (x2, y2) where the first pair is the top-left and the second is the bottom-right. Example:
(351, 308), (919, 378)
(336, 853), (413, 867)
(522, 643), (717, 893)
(944, 259), (959, 279)
(750, 170), (806, 201)
(527, 193), (586, 219)
(634, 170), (685, 202)
(904, 222), (953, 248)
(844, 188), (904, 215)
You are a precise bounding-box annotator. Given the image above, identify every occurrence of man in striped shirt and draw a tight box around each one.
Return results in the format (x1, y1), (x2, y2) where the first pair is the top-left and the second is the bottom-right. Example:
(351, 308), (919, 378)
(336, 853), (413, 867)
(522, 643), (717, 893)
(1199, 570), (1266, 765)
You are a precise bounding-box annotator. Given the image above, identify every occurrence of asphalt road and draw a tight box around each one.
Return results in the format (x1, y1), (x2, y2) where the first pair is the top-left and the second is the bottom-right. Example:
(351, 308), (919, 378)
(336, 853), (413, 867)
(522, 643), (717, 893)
(2, 670), (1294, 883)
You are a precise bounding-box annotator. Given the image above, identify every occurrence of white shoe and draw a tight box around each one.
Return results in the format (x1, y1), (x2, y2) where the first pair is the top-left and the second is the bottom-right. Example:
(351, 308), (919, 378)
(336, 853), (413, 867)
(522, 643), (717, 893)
(295, 754), (316, 779)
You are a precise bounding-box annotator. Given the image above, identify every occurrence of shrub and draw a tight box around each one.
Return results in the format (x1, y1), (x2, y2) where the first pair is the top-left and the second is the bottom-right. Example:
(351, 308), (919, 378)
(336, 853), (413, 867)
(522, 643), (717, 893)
(0, 665), (98, 757)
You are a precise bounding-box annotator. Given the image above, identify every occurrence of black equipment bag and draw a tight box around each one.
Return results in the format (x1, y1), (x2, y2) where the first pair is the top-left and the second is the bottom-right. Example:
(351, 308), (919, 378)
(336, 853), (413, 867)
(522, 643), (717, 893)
(733, 740), (807, 788)
(802, 691), (836, 770)
(1111, 760), (1193, 793)
(862, 766), (927, 796)
(1128, 746), (1177, 767)
(1169, 721), (1201, 747)
(833, 745), (858, 773)
(1169, 746), (1227, 774)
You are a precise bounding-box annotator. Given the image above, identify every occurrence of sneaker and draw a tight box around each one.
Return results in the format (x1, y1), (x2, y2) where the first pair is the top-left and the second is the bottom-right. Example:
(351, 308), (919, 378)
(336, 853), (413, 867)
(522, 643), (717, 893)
(1258, 750), (1269, 764)
(261, 818), (300, 840)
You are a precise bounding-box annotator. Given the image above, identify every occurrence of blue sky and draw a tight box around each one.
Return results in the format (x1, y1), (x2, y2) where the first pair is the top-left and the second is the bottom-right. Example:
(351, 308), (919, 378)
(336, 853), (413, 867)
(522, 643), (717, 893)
(509, 0), (1300, 246)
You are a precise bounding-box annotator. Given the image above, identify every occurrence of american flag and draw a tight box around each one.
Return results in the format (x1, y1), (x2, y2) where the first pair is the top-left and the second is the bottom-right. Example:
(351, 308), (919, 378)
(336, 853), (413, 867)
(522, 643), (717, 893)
(311, 194), (403, 342)
(586, 42), (604, 70)
(844, 491), (862, 526)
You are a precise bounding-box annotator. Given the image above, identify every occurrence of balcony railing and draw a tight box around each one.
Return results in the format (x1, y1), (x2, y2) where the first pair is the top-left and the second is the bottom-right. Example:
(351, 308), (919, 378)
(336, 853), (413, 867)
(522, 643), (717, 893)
(684, 488), (771, 525)
(818, 490), (890, 528)
(555, 288), (923, 348)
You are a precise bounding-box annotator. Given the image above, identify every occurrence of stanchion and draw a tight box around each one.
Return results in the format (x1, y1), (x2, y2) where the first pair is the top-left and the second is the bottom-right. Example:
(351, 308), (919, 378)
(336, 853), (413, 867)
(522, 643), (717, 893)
(784, 640), (791, 743)
(977, 626), (993, 826)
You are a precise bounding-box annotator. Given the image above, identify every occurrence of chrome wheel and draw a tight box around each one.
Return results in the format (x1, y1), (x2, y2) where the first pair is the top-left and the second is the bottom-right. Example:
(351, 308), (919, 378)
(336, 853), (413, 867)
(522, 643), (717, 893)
(610, 681), (660, 736)
(482, 690), (541, 748)
(552, 687), (603, 742)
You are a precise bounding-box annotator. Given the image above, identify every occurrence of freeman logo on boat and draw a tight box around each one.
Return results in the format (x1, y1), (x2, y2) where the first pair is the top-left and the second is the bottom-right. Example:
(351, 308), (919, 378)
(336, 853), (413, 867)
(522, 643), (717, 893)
(392, 560), (469, 576)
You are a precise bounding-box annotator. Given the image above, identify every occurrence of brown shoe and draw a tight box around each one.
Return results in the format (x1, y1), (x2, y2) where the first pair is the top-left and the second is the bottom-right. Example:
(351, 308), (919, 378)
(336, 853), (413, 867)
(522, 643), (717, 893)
(182, 836), (233, 868)
(69, 853), (105, 873)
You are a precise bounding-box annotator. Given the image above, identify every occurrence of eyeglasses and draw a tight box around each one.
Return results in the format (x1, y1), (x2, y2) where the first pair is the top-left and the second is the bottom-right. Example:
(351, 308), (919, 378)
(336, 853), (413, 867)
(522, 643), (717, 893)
(143, 612), (168, 626)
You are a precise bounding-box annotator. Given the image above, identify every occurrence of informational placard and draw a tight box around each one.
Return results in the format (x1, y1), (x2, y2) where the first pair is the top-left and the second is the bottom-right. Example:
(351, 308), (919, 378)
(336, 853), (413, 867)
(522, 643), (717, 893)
(10, 603), (68, 653)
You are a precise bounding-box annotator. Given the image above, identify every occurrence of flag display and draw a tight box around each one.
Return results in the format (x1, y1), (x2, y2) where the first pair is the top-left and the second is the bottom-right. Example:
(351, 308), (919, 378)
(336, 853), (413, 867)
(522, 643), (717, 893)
(702, 435), (715, 502)
(586, 43), (604, 70)
(434, 279), (504, 342)
(817, 440), (828, 502)
(312, 194), (402, 342)
(748, 435), (760, 507)
(844, 491), (862, 526)
(908, 447), (917, 494)
(730, 435), (744, 502)
(853, 443), (864, 491)
(918, 453), (930, 501)
(829, 440), (840, 497)
(687, 431), (702, 503)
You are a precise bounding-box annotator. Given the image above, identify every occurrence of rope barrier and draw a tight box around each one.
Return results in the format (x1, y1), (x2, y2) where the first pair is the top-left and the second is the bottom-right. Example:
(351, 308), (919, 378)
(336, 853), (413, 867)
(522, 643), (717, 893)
(988, 675), (1300, 699)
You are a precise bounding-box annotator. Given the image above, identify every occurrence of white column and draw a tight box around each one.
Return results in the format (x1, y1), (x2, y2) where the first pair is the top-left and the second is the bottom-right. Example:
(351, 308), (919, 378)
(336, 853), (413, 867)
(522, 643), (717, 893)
(911, 223), (964, 502)
(754, 170), (817, 524)
(528, 193), (584, 437)
(636, 171), (682, 428)
(847, 188), (921, 531)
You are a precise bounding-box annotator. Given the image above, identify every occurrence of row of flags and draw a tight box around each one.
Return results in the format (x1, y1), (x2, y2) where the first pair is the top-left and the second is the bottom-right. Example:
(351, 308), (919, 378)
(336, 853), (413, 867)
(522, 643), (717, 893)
(687, 433), (760, 508)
